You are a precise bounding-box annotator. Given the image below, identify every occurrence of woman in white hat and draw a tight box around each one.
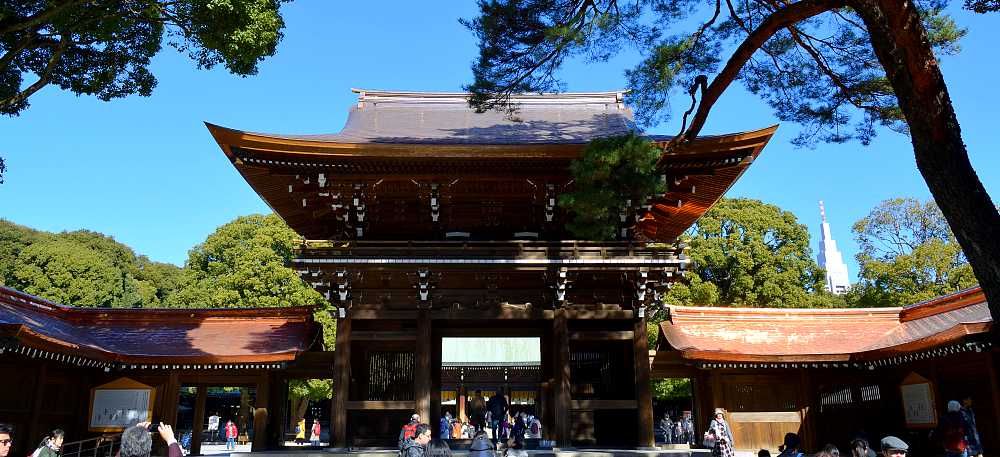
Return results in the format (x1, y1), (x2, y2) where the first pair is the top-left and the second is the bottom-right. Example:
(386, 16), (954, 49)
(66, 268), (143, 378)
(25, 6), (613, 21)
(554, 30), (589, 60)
(705, 408), (735, 457)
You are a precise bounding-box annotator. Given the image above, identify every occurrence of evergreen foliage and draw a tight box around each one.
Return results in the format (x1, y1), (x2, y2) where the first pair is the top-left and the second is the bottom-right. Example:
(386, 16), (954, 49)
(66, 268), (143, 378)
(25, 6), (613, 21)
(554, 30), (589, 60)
(664, 198), (843, 308)
(847, 197), (977, 306)
(559, 133), (665, 240)
(167, 214), (324, 309)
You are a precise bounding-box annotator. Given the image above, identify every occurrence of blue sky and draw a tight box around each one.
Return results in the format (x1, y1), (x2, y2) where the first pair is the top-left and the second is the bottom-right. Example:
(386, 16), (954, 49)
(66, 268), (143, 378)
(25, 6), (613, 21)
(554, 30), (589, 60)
(1, 1), (998, 282)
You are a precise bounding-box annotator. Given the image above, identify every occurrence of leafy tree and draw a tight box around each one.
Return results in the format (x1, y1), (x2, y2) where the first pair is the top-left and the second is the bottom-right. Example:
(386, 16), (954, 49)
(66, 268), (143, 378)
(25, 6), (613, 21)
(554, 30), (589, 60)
(136, 256), (187, 306)
(11, 238), (128, 307)
(651, 378), (692, 401)
(463, 0), (1000, 340)
(0, 219), (46, 286)
(848, 197), (977, 306)
(167, 214), (325, 309)
(559, 133), (665, 239)
(288, 378), (333, 426)
(665, 198), (840, 307)
(0, 0), (290, 182)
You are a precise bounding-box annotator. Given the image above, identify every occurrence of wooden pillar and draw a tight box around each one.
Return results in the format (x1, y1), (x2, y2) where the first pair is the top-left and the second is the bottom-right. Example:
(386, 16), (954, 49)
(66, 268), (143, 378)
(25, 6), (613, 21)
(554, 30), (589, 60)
(430, 332), (443, 434)
(160, 371), (181, 424)
(799, 369), (817, 449)
(332, 315), (352, 448)
(539, 330), (552, 440)
(415, 309), (432, 422)
(26, 362), (47, 452)
(634, 317), (655, 448)
(552, 308), (571, 447)
(458, 384), (467, 423)
(192, 386), (207, 456)
(252, 373), (270, 451)
(987, 351), (1000, 443)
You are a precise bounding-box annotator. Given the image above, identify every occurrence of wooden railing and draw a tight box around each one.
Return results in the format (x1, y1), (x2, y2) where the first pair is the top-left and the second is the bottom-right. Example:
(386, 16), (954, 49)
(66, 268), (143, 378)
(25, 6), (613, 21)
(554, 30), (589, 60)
(60, 435), (119, 457)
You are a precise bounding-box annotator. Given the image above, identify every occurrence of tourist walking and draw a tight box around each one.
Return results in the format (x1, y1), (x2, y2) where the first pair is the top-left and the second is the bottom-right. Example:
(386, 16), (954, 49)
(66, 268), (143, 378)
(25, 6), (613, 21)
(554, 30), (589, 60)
(31, 429), (63, 457)
(776, 433), (804, 457)
(121, 422), (182, 457)
(879, 436), (909, 457)
(487, 393), (508, 444)
(961, 397), (983, 457)
(224, 420), (238, 450)
(0, 423), (12, 457)
(399, 414), (421, 449)
(704, 409), (734, 457)
(679, 411), (695, 445)
(659, 413), (674, 444)
(468, 430), (495, 457)
(526, 416), (542, 439)
(399, 424), (432, 457)
(295, 417), (306, 444)
(850, 438), (876, 457)
(310, 419), (321, 446)
(427, 440), (453, 457)
(938, 401), (969, 457)
(471, 392), (487, 433)
(440, 412), (453, 440)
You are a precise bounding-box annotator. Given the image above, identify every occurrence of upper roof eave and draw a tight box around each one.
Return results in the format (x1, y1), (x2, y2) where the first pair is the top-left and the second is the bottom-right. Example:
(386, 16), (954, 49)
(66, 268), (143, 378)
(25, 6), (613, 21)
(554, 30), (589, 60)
(205, 122), (780, 159)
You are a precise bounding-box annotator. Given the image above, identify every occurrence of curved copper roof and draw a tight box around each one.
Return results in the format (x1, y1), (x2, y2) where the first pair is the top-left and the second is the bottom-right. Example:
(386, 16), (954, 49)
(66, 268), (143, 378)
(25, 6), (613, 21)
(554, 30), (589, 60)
(206, 90), (777, 242)
(0, 286), (317, 365)
(657, 286), (992, 362)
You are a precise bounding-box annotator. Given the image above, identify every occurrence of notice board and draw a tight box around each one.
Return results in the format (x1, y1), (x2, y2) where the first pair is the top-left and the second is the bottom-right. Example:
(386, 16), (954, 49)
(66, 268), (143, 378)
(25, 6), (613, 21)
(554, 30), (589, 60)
(900, 372), (937, 428)
(89, 378), (155, 432)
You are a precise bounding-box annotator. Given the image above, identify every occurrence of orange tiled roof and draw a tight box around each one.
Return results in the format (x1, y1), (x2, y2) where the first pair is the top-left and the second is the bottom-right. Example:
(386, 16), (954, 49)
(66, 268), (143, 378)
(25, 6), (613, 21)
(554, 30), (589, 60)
(658, 287), (991, 362)
(0, 286), (317, 366)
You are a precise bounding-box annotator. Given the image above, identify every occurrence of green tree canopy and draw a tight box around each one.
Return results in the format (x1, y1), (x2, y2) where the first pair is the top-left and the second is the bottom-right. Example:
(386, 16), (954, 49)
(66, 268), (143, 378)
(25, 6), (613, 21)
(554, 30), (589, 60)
(0, 0), (289, 115)
(167, 214), (325, 309)
(848, 197), (977, 306)
(0, 219), (46, 286)
(664, 198), (840, 308)
(4, 222), (184, 308)
(559, 133), (665, 240)
(12, 238), (128, 307)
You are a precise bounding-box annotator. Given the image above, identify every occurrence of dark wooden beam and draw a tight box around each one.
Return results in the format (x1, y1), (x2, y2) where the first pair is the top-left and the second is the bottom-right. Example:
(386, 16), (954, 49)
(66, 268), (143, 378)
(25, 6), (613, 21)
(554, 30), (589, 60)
(252, 373), (270, 451)
(345, 401), (417, 410)
(192, 386), (207, 456)
(552, 308), (571, 447)
(351, 330), (417, 340)
(26, 362), (46, 454)
(569, 400), (639, 410)
(569, 331), (635, 341)
(634, 317), (655, 448)
(331, 316), (352, 448)
(162, 372), (181, 427)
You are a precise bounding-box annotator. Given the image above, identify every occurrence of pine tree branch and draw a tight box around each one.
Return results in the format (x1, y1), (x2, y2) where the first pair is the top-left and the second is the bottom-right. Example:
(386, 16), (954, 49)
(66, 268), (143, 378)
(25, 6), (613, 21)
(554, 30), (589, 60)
(663, 0), (846, 156)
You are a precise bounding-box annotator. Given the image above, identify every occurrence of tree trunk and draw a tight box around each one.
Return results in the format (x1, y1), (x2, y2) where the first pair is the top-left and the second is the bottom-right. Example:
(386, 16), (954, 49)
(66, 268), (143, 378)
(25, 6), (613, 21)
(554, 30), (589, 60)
(852, 0), (1000, 339)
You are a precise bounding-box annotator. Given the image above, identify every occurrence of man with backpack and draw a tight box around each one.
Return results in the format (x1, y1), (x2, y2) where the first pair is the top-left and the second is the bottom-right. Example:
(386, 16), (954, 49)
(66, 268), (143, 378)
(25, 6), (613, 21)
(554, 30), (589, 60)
(399, 424), (431, 457)
(398, 414), (421, 450)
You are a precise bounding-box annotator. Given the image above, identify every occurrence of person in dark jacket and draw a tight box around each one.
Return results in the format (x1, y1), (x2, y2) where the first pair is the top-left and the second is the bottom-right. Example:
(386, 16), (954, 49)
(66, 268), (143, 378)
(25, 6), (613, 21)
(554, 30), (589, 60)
(32, 429), (63, 457)
(487, 394), (508, 445)
(427, 440), (453, 457)
(400, 424), (432, 457)
(119, 423), (182, 457)
(0, 423), (12, 457)
(468, 430), (495, 457)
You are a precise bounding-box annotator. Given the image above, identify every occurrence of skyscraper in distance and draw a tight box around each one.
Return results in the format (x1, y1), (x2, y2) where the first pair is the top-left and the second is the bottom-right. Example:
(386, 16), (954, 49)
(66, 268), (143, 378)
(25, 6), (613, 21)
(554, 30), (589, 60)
(817, 201), (851, 294)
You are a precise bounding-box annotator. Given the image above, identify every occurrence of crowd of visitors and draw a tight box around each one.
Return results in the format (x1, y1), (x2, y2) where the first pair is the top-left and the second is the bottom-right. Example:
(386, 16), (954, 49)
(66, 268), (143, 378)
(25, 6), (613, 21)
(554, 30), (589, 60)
(658, 410), (695, 445)
(703, 401), (984, 457)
